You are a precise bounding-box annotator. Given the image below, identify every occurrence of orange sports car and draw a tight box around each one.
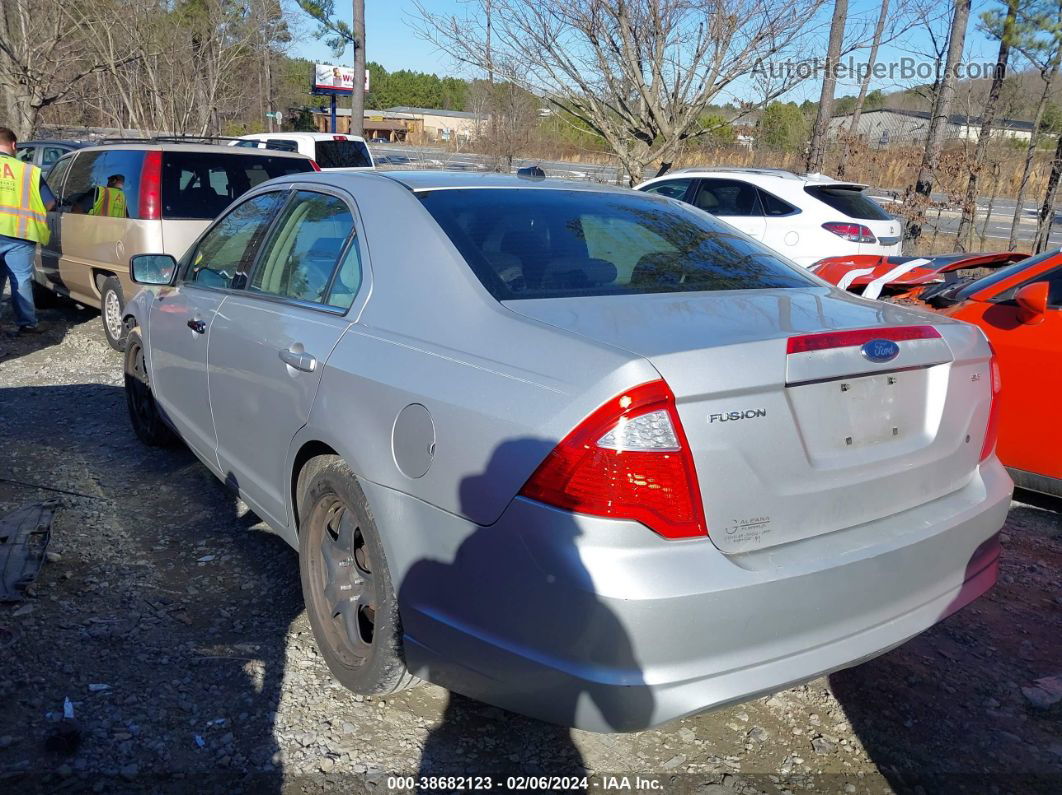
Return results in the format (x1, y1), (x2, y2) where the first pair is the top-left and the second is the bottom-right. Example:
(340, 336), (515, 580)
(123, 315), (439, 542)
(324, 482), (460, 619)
(818, 250), (1060, 497)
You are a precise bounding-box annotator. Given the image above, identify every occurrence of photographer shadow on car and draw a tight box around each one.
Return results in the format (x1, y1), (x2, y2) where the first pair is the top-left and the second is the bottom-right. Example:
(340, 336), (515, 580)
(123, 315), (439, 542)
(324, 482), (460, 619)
(399, 438), (654, 782)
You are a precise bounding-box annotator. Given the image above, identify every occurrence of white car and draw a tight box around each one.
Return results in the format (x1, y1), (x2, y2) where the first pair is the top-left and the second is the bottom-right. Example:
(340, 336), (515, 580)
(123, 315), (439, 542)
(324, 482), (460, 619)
(636, 168), (902, 267)
(233, 132), (375, 171)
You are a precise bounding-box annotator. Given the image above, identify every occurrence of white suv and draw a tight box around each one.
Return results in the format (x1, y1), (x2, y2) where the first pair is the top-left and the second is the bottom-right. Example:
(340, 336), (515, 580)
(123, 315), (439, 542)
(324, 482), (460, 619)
(636, 168), (902, 267)
(233, 132), (374, 171)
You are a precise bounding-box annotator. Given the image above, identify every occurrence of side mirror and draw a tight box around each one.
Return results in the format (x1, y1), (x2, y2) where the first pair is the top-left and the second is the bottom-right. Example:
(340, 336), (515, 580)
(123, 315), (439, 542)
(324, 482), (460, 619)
(1015, 281), (1049, 325)
(130, 254), (177, 286)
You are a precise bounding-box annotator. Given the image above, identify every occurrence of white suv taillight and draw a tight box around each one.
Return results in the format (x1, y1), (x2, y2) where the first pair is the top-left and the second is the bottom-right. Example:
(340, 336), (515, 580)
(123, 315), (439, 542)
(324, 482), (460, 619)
(822, 222), (877, 243)
(519, 380), (707, 539)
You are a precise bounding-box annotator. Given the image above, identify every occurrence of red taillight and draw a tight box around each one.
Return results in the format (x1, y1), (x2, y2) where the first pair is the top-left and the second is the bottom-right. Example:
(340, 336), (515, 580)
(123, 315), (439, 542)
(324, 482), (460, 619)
(786, 325), (941, 354)
(309, 159), (322, 172)
(138, 151), (162, 221)
(333, 135), (347, 141)
(519, 380), (707, 539)
(980, 350), (1002, 462)
(822, 222), (877, 244)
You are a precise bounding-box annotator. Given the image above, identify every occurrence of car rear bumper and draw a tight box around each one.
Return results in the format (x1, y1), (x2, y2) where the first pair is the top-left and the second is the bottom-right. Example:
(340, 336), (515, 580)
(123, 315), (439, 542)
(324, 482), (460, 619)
(376, 459), (1011, 732)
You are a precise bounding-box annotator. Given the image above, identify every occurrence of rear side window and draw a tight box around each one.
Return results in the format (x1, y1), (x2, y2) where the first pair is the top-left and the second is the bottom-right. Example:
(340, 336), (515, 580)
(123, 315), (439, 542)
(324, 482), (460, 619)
(264, 139), (299, 153)
(314, 140), (372, 169)
(250, 190), (357, 307)
(41, 146), (67, 166)
(161, 151), (314, 220)
(693, 179), (761, 216)
(419, 188), (815, 300)
(804, 185), (890, 220)
(759, 189), (798, 216)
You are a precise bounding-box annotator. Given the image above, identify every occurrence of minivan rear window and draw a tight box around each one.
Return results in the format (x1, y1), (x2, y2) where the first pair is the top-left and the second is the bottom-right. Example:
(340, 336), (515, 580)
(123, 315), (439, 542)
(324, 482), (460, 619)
(161, 151), (314, 220)
(314, 140), (372, 169)
(419, 188), (815, 300)
(804, 185), (890, 220)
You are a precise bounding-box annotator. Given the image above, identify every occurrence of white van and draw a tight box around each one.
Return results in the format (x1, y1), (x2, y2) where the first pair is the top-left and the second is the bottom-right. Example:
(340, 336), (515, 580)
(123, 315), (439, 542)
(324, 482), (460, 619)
(232, 133), (374, 171)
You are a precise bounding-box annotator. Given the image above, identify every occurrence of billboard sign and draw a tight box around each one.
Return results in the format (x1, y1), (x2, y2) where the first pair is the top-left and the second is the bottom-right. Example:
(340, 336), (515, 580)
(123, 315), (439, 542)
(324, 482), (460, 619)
(311, 63), (370, 95)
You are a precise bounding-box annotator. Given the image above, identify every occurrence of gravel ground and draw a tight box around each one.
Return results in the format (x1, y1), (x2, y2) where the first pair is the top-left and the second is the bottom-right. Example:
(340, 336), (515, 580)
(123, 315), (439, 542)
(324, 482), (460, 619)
(1, 297), (1060, 794)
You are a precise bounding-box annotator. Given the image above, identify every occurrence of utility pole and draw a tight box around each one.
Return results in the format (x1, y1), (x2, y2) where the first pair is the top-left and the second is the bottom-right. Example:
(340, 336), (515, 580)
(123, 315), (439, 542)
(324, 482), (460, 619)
(351, 0), (365, 136)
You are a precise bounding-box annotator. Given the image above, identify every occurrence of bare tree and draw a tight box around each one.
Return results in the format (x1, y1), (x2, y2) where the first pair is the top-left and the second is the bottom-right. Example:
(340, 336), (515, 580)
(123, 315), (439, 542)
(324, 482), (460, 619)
(805, 0), (848, 173)
(904, 0), (972, 245)
(0, 0), (113, 138)
(954, 0), (1020, 250)
(836, 0), (890, 176)
(1035, 133), (1062, 251)
(414, 0), (825, 185)
(1009, 0), (1062, 248)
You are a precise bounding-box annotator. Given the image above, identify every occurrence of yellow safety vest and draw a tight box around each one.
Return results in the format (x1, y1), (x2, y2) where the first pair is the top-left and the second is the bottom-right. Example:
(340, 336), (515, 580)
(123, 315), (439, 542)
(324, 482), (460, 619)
(0, 156), (49, 245)
(91, 186), (127, 218)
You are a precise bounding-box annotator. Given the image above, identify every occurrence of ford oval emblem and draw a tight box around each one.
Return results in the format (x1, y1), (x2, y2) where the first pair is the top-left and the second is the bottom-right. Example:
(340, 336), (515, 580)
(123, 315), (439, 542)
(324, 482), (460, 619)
(861, 338), (900, 363)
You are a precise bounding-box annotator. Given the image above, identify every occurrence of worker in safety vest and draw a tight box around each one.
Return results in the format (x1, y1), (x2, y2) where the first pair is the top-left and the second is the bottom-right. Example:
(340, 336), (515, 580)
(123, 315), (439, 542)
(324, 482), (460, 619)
(0, 126), (55, 335)
(89, 174), (128, 218)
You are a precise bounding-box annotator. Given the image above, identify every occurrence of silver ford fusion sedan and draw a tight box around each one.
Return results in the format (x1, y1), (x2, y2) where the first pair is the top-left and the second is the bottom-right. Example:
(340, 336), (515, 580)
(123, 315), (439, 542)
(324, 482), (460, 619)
(122, 171), (1011, 731)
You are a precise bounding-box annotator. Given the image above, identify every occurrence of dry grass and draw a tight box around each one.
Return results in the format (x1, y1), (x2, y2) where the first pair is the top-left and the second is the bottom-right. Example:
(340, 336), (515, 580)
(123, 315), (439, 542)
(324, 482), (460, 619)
(448, 134), (1055, 200)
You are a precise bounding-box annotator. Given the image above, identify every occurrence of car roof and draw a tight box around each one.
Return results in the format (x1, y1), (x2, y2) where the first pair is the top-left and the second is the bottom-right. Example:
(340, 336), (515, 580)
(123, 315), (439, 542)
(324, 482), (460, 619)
(71, 141), (311, 159)
(243, 132), (368, 143)
(646, 167), (865, 188)
(372, 170), (633, 194)
(17, 140), (85, 147)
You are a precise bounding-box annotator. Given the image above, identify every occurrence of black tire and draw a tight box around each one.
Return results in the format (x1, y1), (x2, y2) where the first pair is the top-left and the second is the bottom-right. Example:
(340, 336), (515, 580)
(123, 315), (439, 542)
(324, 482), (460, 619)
(99, 276), (127, 351)
(298, 456), (417, 695)
(124, 329), (176, 447)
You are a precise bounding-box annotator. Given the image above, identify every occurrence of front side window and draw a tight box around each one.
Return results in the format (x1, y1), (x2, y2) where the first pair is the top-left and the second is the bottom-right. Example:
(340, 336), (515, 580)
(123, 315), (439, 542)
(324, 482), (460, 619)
(15, 146), (35, 163)
(419, 188), (815, 300)
(59, 151), (105, 209)
(44, 155), (74, 200)
(250, 190), (356, 306)
(693, 179), (762, 217)
(185, 191), (287, 288)
(641, 179), (692, 200)
(161, 151), (314, 220)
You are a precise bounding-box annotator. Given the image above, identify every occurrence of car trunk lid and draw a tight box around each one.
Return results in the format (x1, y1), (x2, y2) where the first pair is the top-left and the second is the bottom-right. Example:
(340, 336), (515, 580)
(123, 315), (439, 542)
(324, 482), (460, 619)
(506, 288), (993, 552)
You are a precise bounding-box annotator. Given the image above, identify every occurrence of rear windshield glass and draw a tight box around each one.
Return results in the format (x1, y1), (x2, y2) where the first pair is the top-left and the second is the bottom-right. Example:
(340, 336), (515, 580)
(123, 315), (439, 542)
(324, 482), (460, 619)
(954, 250), (1059, 301)
(314, 140), (372, 169)
(804, 185), (890, 220)
(161, 151), (314, 220)
(419, 188), (816, 300)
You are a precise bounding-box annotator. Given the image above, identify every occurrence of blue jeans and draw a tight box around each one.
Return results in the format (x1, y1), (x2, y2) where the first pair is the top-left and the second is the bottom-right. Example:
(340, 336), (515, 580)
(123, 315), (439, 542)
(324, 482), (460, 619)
(0, 234), (37, 328)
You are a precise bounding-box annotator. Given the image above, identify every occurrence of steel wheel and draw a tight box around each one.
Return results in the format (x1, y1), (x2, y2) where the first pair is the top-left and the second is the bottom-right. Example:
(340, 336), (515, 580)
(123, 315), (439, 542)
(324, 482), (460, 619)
(297, 457), (417, 695)
(104, 290), (123, 341)
(306, 496), (378, 667)
(100, 276), (128, 351)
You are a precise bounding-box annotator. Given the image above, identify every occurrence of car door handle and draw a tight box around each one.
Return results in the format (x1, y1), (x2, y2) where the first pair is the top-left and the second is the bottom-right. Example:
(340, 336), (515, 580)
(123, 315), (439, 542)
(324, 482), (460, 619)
(279, 349), (317, 373)
(187, 319), (206, 334)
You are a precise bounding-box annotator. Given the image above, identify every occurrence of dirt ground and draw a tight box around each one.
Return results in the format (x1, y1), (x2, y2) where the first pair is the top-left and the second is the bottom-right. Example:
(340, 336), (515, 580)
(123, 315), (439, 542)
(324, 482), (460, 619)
(1, 297), (1059, 794)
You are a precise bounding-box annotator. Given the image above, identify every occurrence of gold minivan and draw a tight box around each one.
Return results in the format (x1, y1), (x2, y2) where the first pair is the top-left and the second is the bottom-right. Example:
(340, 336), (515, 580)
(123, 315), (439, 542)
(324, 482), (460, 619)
(34, 141), (318, 349)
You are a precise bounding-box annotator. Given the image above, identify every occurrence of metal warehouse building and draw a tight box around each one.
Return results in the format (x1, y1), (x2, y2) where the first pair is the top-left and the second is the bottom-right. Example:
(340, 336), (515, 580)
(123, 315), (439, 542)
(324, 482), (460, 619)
(828, 108), (1034, 146)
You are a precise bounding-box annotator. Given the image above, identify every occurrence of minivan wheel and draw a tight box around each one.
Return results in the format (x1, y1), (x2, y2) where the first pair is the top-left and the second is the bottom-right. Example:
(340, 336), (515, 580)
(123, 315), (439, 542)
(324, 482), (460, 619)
(124, 329), (176, 447)
(299, 458), (417, 695)
(100, 276), (127, 351)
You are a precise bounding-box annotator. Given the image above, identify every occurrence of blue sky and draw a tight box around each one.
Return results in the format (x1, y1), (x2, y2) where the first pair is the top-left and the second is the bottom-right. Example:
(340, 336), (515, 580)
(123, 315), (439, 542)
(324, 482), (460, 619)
(291, 0), (1005, 105)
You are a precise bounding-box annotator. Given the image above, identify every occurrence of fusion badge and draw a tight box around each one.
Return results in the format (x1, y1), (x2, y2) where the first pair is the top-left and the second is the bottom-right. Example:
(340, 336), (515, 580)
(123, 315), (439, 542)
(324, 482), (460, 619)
(860, 338), (900, 363)
(708, 409), (767, 424)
